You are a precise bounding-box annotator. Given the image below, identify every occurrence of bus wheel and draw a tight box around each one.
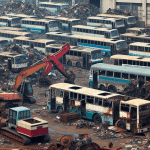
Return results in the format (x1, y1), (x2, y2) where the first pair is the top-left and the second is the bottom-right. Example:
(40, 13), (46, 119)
(57, 106), (63, 114)
(116, 120), (126, 130)
(67, 60), (72, 66)
(93, 114), (102, 124)
(99, 84), (106, 91)
(108, 85), (117, 93)
(76, 62), (81, 68)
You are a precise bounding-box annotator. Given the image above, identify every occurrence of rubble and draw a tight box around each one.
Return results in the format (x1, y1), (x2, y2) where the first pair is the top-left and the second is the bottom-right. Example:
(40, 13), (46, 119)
(59, 3), (100, 25)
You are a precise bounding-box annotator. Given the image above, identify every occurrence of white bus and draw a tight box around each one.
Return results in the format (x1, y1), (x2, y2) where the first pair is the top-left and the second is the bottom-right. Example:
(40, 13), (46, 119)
(46, 44), (103, 69)
(126, 27), (150, 35)
(97, 14), (137, 28)
(0, 39), (8, 48)
(39, 2), (69, 14)
(72, 25), (119, 39)
(0, 16), (20, 27)
(45, 16), (80, 32)
(46, 32), (128, 56)
(0, 52), (27, 72)
(21, 18), (59, 33)
(6, 13), (36, 19)
(87, 16), (125, 33)
(0, 26), (28, 32)
(0, 30), (32, 42)
(47, 83), (150, 133)
(13, 36), (55, 53)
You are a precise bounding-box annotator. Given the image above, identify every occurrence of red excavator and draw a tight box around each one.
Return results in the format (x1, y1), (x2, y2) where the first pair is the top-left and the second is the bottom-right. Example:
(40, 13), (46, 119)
(0, 43), (75, 108)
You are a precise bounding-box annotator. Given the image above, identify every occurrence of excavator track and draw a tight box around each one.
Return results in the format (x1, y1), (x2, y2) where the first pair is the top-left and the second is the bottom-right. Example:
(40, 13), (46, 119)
(1, 127), (31, 145)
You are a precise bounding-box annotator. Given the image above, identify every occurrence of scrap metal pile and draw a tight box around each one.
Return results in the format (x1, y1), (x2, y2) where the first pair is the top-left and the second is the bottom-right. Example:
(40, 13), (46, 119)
(59, 3), (100, 25)
(0, 2), (53, 18)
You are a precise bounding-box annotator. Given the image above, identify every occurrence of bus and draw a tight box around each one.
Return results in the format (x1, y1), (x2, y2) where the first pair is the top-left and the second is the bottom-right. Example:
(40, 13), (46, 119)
(126, 27), (150, 35)
(13, 36), (55, 53)
(0, 52), (27, 72)
(0, 26), (28, 32)
(47, 82), (150, 133)
(72, 25), (119, 39)
(6, 13), (36, 19)
(120, 33), (150, 45)
(21, 18), (59, 33)
(45, 16), (80, 32)
(97, 14), (137, 28)
(0, 16), (21, 27)
(46, 44), (103, 69)
(46, 32), (128, 56)
(0, 39), (8, 48)
(87, 16), (125, 33)
(38, 2), (69, 14)
(89, 63), (150, 93)
(110, 54), (150, 67)
(129, 42), (150, 58)
(0, 30), (32, 42)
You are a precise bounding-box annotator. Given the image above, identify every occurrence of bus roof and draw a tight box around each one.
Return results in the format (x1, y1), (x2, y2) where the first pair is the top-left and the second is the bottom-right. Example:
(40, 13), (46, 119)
(0, 16), (19, 20)
(121, 33), (150, 39)
(11, 106), (30, 112)
(91, 63), (150, 76)
(0, 26), (27, 31)
(121, 99), (150, 107)
(129, 42), (150, 47)
(39, 2), (69, 6)
(0, 52), (25, 57)
(97, 14), (135, 19)
(126, 27), (147, 31)
(46, 44), (101, 53)
(72, 25), (117, 32)
(110, 54), (150, 62)
(6, 13), (36, 18)
(21, 18), (55, 23)
(0, 30), (31, 36)
(49, 83), (122, 100)
(46, 32), (124, 43)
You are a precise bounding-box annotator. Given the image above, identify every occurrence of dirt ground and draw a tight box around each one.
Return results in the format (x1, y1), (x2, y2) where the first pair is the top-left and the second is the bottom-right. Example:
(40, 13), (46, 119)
(0, 66), (148, 150)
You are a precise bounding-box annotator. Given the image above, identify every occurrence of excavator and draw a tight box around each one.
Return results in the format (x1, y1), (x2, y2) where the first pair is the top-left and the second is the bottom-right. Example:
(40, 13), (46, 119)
(0, 43), (75, 108)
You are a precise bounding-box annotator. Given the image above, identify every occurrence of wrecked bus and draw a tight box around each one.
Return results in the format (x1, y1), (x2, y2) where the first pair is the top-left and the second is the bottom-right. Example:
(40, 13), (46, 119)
(47, 83), (150, 133)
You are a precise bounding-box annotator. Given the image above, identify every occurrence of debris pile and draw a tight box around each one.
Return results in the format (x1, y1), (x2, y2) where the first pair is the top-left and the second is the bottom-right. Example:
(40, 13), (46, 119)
(0, 2), (53, 18)
(59, 3), (100, 25)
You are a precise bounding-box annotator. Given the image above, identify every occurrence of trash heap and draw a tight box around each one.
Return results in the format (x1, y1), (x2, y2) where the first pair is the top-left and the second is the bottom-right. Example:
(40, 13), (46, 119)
(0, 2), (53, 18)
(59, 3), (100, 25)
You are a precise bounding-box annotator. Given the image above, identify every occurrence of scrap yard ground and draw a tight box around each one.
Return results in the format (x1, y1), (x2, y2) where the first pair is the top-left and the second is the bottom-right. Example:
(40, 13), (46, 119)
(0, 66), (149, 150)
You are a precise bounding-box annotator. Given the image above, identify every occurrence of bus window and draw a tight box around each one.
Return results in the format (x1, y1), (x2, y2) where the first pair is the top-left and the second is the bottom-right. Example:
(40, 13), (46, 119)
(121, 104), (129, 112)
(122, 73), (128, 79)
(128, 60), (132, 65)
(99, 99), (102, 105)
(130, 46), (133, 50)
(78, 94), (81, 100)
(99, 70), (105, 76)
(130, 74), (137, 80)
(114, 72), (121, 78)
(145, 47), (148, 52)
(70, 51), (73, 55)
(74, 93), (77, 99)
(103, 100), (112, 108)
(123, 59), (127, 64)
(87, 96), (94, 104)
(138, 46), (144, 51)
(146, 76), (150, 81)
(78, 52), (81, 57)
(106, 71), (113, 77)
(70, 92), (73, 99)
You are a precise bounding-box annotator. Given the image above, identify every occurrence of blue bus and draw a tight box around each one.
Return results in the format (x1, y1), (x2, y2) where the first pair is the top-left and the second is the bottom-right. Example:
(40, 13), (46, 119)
(46, 32), (128, 56)
(89, 63), (150, 93)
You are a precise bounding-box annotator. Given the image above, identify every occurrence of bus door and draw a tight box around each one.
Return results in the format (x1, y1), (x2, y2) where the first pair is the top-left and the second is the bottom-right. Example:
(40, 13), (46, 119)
(81, 95), (86, 117)
(45, 23), (49, 32)
(130, 106), (137, 133)
(50, 89), (56, 111)
(63, 92), (69, 112)
(82, 53), (87, 68)
(93, 70), (98, 89)
(113, 101), (120, 124)
(8, 20), (11, 27)
(110, 44), (116, 55)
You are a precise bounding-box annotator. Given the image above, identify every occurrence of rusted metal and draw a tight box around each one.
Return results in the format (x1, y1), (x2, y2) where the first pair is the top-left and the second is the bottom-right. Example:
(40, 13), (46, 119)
(60, 135), (74, 147)
(60, 112), (80, 123)
(108, 126), (127, 133)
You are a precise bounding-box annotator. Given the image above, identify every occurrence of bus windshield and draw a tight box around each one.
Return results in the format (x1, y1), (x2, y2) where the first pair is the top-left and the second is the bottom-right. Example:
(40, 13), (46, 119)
(15, 55), (27, 64)
(110, 30), (119, 38)
(91, 52), (102, 59)
(116, 41), (127, 49)
(128, 17), (136, 24)
(116, 20), (124, 26)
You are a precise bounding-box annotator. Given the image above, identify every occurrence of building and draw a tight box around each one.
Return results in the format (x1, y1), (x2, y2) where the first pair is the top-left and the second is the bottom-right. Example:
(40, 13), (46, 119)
(90, 0), (150, 27)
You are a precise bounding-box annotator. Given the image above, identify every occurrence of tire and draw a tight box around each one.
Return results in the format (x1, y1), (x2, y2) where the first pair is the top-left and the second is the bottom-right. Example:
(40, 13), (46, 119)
(76, 62), (81, 68)
(108, 85), (117, 93)
(57, 106), (63, 114)
(117, 120), (126, 130)
(67, 60), (72, 66)
(93, 114), (102, 124)
(99, 84), (106, 91)
(43, 134), (50, 142)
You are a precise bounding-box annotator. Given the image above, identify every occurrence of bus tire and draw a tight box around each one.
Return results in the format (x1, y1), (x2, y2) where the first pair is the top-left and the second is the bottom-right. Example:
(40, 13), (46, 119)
(57, 106), (63, 114)
(117, 120), (126, 130)
(108, 85), (117, 93)
(67, 60), (72, 66)
(99, 84), (106, 91)
(76, 62), (81, 68)
(93, 114), (102, 124)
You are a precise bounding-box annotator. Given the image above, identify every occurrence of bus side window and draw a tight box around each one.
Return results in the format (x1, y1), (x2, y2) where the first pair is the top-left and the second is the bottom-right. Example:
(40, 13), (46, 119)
(95, 98), (98, 104)
(106, 71), (113, 77)
(122, 73), (128, 79)
(146, 76), (150, 82)
(99, 70), (105, 76)
(78, 94), (81, 100)
(145, 47), (148, 52)
(87, 96), (94, 104)
(134, 46), (137, 51)
(130, 74), (137, 80)
(114, 72), (121, 78)
(70, 92), (73, 99)
(74, 93), (77, 99)
(103, 100), (112, 108)
(99, 99), (102, 106)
